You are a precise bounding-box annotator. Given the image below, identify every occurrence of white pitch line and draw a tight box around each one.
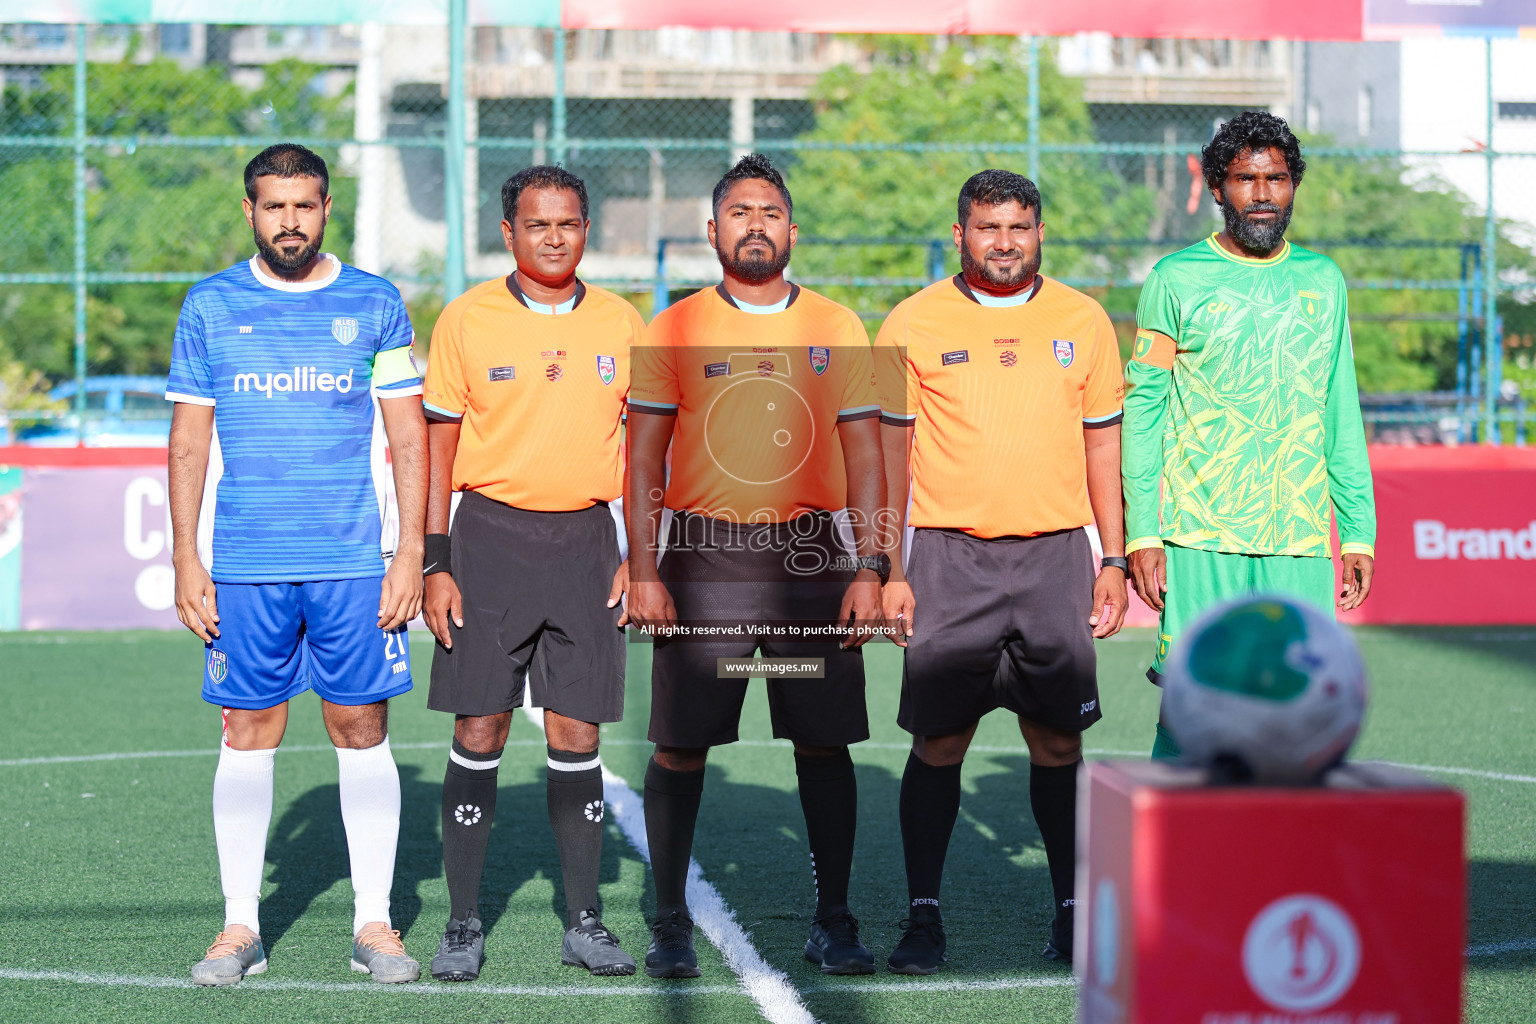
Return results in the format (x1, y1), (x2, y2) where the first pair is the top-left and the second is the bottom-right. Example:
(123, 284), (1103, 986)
(1382, 762), (1536, 785)
(523, 706), (820, 1024)
(1467, 938), (1536, 957)
(0, 967), (738, 996)
(803, 976), (1074, 994)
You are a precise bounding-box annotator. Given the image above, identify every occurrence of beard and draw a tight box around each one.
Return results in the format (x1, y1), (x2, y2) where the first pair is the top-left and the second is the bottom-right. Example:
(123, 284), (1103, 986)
(716, 232), (791, 285)
(1221, 196), (1293, 255)
(959, 242), (1041, 292)
(255, 224), (325, 275)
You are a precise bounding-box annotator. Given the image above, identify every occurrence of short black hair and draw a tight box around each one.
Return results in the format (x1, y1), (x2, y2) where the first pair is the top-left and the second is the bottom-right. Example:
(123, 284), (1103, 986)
(501, 165), (590, 225)
(1201, 111), (1306, 197)
(244, 143), (329, 201)
(712, 153), (792, 221)
(957, 169), (1042, 226)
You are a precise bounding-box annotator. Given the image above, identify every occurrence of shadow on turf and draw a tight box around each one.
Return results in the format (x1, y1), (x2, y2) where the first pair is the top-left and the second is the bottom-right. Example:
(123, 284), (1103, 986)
(259, 764), (629, 953)
(682, 751), (1065, 1017)
(1469, 859), (1536, 969)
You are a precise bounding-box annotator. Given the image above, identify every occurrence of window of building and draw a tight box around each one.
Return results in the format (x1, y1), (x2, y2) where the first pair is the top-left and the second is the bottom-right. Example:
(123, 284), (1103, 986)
(1499, 102), (1536, 120)
(160, 24), (191, 54)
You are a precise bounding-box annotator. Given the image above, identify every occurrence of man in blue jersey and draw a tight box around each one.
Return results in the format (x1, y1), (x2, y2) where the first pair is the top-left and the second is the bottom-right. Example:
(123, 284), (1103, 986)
(166, 145), (427, 986)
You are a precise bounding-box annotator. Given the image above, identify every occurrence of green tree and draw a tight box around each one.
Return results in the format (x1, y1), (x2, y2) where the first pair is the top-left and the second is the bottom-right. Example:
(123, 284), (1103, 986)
(1285, 146), (1536, 394)
(784, 37), (1154, 324)
(0, 56), (355, 383)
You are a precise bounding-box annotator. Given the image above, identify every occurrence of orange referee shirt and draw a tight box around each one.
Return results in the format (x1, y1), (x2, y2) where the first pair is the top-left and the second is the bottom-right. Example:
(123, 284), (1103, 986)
(423, 275), (639, 511)
(629, 284), (880, 524)
(874, 274), (1124, 539)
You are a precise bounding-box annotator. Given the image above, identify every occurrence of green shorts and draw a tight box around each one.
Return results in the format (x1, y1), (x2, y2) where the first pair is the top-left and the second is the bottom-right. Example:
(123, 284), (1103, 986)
(1149, 543), (1336, 682)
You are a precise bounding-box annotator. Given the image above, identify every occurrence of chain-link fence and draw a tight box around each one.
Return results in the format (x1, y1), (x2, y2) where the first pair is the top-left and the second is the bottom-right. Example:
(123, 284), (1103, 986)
(1, 24), (1531, 445)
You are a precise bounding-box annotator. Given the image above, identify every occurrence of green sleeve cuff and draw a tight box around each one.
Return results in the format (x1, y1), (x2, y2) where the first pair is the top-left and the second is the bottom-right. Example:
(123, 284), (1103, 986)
(1339, 542), (1375, 558)
(1125, 536), (1165, 554)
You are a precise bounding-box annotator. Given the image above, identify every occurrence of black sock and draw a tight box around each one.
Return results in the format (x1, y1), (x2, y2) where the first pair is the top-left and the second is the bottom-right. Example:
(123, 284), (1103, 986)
(899, 752), (962, 913)
(441, 739), (501, 923)
(794, 749), (857, 917)
(1029, 760), (1081, 926)
(643, 757), (705, 922)
(547, 747), (605, 928)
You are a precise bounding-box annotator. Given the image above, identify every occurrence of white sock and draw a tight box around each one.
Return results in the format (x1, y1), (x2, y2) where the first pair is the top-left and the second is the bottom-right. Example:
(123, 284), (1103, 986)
(212, 743), (276, 933)
(336, 735), (401, 935)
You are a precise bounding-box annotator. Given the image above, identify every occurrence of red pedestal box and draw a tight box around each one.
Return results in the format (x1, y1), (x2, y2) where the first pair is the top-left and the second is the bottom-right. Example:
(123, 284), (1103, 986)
(1078, 761), (1465, 1024)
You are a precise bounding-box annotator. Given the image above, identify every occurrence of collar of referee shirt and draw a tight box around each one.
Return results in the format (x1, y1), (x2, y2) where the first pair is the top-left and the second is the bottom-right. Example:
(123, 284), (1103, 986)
(505, 272), (588, 313)
(715, 281), (800, 311)
(952, 272), (1043, 307)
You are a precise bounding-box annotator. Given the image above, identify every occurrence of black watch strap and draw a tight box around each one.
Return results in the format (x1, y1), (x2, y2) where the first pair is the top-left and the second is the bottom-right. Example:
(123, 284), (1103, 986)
(1100, 555), (1129, 574)
(855, 553), (892, 585)
(424, 533), (452, 576)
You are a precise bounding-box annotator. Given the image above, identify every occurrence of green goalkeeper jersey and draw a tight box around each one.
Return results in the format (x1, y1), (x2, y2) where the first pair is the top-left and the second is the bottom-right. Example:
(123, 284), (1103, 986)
(1122, 234), (1376, 560)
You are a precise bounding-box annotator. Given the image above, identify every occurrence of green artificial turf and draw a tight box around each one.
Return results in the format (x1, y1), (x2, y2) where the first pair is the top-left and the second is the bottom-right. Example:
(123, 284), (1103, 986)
(0, 626), (1532, 1023)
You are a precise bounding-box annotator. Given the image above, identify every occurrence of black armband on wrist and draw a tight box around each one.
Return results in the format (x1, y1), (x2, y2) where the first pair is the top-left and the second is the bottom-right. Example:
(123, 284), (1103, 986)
(1099, 556), (1129, 574)
(423, 533), (452, 577)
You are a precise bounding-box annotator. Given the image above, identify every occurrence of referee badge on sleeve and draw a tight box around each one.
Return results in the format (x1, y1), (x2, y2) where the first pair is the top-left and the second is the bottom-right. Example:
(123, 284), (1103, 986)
(597, 354), (616, 385)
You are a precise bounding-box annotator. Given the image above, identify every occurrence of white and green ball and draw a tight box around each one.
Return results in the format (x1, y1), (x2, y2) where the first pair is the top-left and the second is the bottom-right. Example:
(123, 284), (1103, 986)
(1163, 596), (1368, 785)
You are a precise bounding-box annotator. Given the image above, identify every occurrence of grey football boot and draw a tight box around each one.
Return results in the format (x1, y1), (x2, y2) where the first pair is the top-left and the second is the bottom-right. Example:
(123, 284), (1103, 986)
(562, 909), (637, 976)
(191, 930), (268, 986)
(351, 924), (421, 983)
(431, 915), (487, 982)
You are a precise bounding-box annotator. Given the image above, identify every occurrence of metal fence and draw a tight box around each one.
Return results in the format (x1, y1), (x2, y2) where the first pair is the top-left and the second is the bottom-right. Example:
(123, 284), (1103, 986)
(1, 21), (1532, 445)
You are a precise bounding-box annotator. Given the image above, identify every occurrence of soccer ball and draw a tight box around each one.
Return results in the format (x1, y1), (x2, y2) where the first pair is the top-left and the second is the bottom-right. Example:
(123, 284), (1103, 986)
(1162, 596), (1368, 785)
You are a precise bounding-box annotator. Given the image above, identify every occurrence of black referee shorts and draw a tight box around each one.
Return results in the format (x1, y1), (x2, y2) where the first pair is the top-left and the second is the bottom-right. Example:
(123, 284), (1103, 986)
(648, 510), (869, 750)
(428, 491), (625, 723)
(898, 526), (1101, 737)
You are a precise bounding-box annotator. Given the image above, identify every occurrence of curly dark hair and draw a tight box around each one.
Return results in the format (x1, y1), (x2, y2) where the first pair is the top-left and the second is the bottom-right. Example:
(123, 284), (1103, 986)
(712, 153), (792, 221)
(1200, 111), (1306, 199)
(501, 164), (590, 224)
(957, 168), (1041, 225)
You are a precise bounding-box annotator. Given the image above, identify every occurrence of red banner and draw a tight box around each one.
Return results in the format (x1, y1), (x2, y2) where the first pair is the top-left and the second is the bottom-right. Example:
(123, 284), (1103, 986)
(561, 0), (1365, 40)
(1342, 446), (1536, 626)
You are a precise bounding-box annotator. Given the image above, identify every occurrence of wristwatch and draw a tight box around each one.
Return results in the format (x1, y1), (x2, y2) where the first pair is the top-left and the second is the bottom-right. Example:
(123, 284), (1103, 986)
(854, 553), (892, 585)
(1100, 555), (1129, 574)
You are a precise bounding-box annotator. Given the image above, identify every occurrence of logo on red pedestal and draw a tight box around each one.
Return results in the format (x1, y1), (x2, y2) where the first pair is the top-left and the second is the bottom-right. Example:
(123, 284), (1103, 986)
(1242, 894), (1361, 1012)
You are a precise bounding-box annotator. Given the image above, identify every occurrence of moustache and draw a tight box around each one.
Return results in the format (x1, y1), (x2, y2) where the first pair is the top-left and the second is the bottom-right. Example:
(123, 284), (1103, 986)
(735, 234), (775, 256)
(272, 232), (308, 245)
(1241, 202), (1283, 216)
(987, 250), (1024, 261)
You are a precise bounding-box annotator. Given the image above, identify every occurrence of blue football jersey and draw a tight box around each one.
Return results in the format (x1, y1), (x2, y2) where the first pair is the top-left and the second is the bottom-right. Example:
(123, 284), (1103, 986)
(166, 255), (422, 584)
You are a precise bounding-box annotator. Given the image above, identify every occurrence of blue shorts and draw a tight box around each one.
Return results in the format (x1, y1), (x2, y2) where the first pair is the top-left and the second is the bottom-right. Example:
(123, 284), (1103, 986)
(202, 577), (413, 711)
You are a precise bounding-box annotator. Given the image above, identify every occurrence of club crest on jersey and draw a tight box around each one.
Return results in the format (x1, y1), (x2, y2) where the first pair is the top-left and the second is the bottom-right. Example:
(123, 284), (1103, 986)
(1298, 290), (1324, 324)
(207, 649), (228, 685)
(1053, 340), (1075, 368)
(597, 354), (616, 386)
(809, 346), (830, 376)
(331, 317), (359, 346)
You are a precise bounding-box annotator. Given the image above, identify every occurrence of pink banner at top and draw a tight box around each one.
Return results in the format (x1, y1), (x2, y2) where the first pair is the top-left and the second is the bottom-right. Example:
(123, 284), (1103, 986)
(562, 0), (1366, 40)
